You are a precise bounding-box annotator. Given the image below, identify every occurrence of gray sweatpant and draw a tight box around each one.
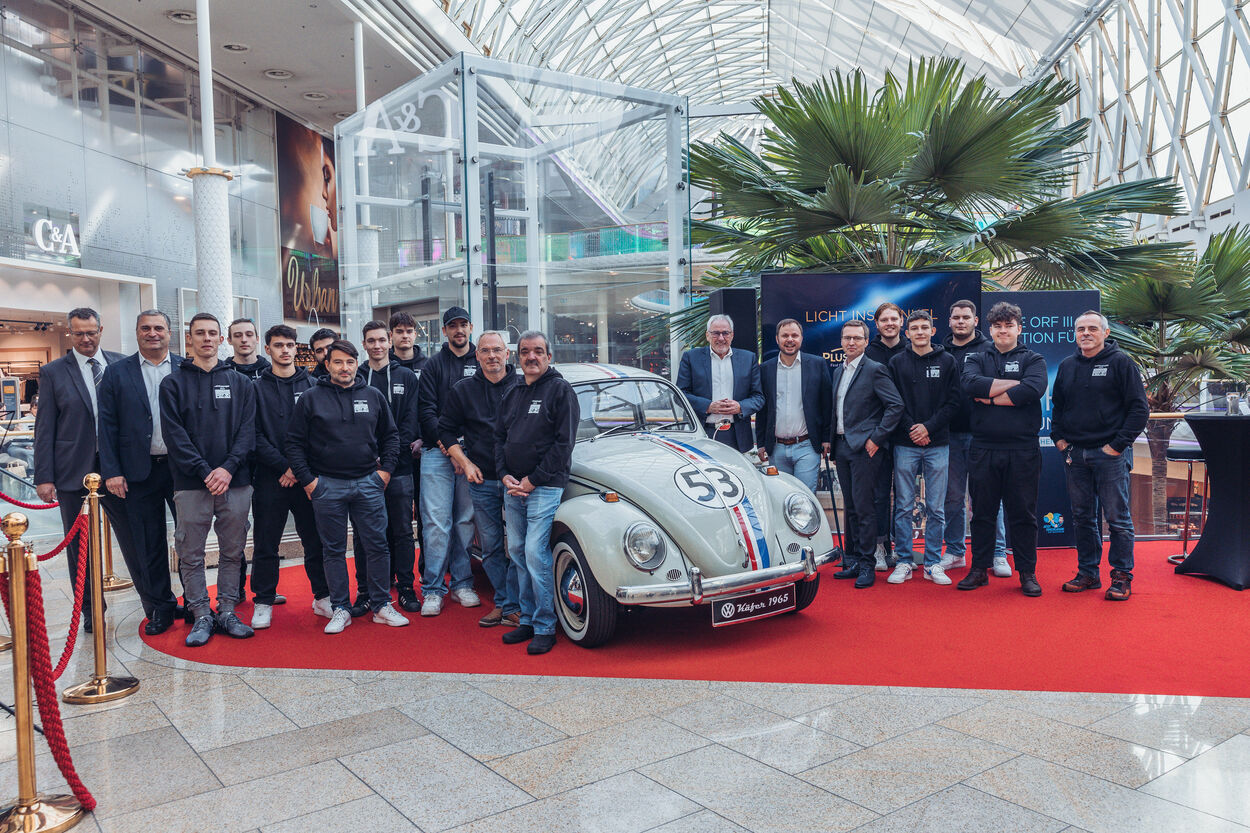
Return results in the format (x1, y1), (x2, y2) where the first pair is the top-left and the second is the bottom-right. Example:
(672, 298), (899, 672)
(174, 486), (253, 619)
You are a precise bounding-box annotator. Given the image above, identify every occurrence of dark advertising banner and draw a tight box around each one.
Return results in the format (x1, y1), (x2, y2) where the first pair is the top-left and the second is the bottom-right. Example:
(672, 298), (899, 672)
(277, 114), (341, 325)
(760, 272), (982, 366)
(984, 290), (1100, 548)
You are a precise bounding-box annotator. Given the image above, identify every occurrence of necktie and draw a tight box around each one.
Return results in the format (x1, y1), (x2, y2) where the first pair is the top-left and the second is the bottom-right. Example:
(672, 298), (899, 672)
(88, 357), (102, 387)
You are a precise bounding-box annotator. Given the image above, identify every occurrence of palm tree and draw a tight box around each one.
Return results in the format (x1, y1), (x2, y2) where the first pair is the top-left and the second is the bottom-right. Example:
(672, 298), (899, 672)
(1097, 225), (1250, 530)
(662, 57), (1189, 349)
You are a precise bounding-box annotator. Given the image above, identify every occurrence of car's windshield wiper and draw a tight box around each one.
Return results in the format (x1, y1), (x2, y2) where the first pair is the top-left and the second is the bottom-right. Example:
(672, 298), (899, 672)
(588, 421), (643, 442)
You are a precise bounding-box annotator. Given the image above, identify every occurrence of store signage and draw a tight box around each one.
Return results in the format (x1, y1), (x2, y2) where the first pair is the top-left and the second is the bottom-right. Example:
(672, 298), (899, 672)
(276, 114), (341, 325)
(24, 205), (82, 267)
(32, 219), (81, 258)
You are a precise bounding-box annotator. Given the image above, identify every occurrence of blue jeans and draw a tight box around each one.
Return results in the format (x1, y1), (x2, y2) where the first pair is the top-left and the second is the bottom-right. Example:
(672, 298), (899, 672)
(353, 472), (416, 594)
(468, 480), (520, 616)
(503, 486), (563, 636)
(944, 432), (1006, 558)
(419, 450), (476, 597)
(1064, 445), (1135, 577)
(772, 441), (821, 492)
(311, 474), (390, 611)
(893, 445), (948, 567)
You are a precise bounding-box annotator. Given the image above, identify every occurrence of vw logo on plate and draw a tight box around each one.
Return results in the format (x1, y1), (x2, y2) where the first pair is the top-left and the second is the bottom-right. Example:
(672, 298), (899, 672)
(720, 602), (736, 619)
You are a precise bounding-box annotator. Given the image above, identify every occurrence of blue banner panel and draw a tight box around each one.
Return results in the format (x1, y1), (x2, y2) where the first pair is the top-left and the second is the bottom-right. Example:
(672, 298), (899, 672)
(760, 272), (982, 366)
(984, 290), (1101, 549)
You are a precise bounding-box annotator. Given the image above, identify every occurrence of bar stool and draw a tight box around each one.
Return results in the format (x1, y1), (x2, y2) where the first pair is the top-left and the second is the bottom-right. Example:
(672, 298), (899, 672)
(1166, 434), (1208, 565)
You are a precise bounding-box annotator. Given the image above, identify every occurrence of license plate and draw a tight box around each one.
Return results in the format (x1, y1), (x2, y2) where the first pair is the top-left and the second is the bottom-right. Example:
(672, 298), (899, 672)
(710, 584), (796, 627)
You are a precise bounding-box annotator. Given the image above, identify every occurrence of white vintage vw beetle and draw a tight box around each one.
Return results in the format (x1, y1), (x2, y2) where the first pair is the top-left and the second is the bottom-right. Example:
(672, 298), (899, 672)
(550, 363), (838, 647)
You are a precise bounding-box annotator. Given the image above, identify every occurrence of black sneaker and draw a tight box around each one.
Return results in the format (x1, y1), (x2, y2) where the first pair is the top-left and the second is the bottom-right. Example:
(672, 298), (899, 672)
(217, 612), (255, 639)
(397, 589), (422, 613)
(1020, 574), (1043, 597)
(502, 624), (534, 644)
(1062, 573), (1101, 592)
(144, 609), (173, 636)
(349, 596), (371, 617)
(957, 567), (989, 590)
(854, 564), (875, 588)
(1105, 569), (1132, 601)
(527, 634), (556, 655)
(185, 615), (215, 648)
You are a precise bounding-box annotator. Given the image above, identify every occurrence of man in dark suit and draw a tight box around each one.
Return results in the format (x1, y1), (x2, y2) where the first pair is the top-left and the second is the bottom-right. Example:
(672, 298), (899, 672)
(829, 319), (903, 588)
(755, 318), (831, 492)
(33, 307), (128, 632)
(677, 314), (764, 453)
(98, 310), (182, 635)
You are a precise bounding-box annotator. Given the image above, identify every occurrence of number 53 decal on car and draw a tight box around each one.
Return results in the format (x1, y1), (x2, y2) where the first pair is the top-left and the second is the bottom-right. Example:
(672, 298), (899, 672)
(673, 463), (746, 507)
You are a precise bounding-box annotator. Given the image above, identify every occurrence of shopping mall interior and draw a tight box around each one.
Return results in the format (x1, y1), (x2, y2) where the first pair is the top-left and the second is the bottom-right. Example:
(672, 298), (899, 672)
(1, 0), (1249, 830)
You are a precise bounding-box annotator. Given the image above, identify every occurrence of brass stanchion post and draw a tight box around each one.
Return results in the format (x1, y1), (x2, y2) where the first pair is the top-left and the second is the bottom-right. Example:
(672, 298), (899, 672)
(99, 518), (132, 592)
(61, 475), (138, 705)
(0, 512), (87, 833)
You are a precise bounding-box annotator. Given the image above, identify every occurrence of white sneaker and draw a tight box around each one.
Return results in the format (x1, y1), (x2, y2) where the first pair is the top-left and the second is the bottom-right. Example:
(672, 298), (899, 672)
(324, 608), (352, 634)
(421, 595), (443, 617)
(449, 587), (481, 607)
(251, 603), (272, 630)
(372, 602), (410, 627)
(887, 563), (913, 584)
(311, 597), (333, 619)
(939, 554), (965, 569)
(924, 564), (952, 585)
(874, 542), (889, 572)
(992, 556), (1012, 577)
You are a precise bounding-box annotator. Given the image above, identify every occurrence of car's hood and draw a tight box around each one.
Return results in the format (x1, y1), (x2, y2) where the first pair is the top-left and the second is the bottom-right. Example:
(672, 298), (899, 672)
(571, 432), (778, 576)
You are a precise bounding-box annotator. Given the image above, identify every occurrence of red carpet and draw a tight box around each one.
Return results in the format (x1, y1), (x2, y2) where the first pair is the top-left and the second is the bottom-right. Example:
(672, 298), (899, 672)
(140, 541), (1250, 697)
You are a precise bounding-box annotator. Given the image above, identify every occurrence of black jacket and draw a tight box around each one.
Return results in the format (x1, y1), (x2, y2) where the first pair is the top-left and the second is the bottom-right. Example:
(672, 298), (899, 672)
(158, 358), (257, 491)
(363, 361), (420, 475)
(253, 367), (316, 477)
(829, 357), (904, 450)
(942, 331), (995, 433)
(754, 353), (831, 456)
(225, 355), (270, 380)
(417, 342), (478, 447)
(390, 347), (427, 375)
(494, 367), (579, 488)
(888, 346), (962, 447)
(284, 376), (399, 487)
(1050, 340), (1148, 453)
(33, 349), (125, 491)
(961, 344), (1048, 449)
(864, 336), (907, 366)
(438, 367), (519, 480)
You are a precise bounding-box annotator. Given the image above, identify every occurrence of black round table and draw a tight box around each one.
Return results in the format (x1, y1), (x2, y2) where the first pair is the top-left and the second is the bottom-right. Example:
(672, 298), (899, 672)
(1174, 413), (1250, 590)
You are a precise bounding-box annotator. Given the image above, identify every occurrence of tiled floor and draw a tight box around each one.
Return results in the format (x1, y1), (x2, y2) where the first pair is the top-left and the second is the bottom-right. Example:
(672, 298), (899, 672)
(2, 565), (1249, 833)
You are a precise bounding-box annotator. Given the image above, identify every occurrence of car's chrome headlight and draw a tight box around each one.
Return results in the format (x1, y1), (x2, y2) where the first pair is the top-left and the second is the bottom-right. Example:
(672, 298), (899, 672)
(784, 493), (821, 537)
(623, 522), (666, 570)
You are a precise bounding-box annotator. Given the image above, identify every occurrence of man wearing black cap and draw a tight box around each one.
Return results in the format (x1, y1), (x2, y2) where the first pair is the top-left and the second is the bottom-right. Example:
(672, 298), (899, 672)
(416, 306), (480, 616)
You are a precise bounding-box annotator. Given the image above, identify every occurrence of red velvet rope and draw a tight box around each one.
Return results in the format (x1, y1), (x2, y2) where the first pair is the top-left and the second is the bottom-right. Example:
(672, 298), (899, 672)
(51, 517), (89, 679)
(0, 561), (96, 810)
(0, 490), (58, 510)
(37, 513), (87, 563)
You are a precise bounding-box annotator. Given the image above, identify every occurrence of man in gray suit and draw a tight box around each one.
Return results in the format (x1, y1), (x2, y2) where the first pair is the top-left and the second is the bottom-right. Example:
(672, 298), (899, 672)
(33, 307), (130, 631)
(829, 319), (903, 588)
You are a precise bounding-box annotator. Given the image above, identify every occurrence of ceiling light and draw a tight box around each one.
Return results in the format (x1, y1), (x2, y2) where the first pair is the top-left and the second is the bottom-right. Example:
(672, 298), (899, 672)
(222, 43), (250, 52)
(334, 111), (355, 120)
(303, 91), (329, 101)
(166, 10), (197, 24)
(263, 68), (293, 80)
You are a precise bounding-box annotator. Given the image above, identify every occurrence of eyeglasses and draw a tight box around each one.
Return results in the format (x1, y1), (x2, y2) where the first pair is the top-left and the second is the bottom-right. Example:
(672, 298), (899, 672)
(70, 330), (101, 339)
(708, 331), (732, 338)
(478, 346), (507, 355)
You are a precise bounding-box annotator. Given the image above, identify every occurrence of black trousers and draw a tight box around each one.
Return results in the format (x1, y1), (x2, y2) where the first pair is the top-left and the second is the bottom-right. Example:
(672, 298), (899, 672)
(56, 486), (131, 614)
(968, 445), (1041, 574)
(834, 436), (884, 569)
(872, 446), (894, 545)
(117, 462), (179, 617)
(251, 473), (328, 603)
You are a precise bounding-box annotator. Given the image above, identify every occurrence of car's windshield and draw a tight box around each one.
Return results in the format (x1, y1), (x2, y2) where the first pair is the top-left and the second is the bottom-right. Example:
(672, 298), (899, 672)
(574, 379), (698, 442)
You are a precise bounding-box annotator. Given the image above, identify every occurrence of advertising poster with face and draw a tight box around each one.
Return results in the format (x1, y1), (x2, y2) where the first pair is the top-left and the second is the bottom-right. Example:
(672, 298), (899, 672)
(277, 113), (341, 325)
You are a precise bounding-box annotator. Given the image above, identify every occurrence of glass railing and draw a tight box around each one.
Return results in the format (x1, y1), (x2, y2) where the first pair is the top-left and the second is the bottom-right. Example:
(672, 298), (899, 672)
(492, 222), (669, 264)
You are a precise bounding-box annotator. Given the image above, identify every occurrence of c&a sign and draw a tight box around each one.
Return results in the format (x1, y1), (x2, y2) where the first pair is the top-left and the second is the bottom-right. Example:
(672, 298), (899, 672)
(24, 205), (81, 267)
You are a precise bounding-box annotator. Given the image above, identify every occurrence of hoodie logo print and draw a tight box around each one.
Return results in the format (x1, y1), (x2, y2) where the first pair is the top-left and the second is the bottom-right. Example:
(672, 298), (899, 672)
(463, 366), (477, 377)
(392, 383), (405, 395)
(354, 400), (369, 413)
(1004, 361), (1020, 373)
(1092, 365), (1108, 377)
(926, 366), (941, 378)
(214, 385), (231, 399)
(528, 399), (542, 414)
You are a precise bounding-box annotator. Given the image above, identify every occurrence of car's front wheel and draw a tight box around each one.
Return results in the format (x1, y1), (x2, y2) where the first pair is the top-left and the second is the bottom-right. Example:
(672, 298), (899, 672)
(553, 534), (618, 647)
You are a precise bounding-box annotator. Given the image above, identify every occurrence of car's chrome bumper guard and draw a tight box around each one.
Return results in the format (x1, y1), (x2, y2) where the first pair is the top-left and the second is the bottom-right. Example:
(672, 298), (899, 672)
(614, 546), (837, 605)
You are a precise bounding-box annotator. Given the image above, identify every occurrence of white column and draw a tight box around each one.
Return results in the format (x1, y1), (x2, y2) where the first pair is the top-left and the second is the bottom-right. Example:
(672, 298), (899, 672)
(597, 291), (609, 362)
(666, 102), (687, 380)
(462, 61), (485, 330)
(524, 155), (543, 332)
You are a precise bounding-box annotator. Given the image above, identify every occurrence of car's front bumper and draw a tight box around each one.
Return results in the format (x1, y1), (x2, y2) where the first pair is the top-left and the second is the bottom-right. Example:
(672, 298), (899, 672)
(614, 546), (838, 605)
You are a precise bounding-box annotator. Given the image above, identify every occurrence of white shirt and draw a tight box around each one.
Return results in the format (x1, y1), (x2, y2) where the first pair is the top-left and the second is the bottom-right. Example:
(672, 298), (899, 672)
(141, 353), (173, 455)
(836, 354), (863, 435)
(706, 347), (735, 424)
(73, 349), (107, 420)
(775, 356), (807, 438)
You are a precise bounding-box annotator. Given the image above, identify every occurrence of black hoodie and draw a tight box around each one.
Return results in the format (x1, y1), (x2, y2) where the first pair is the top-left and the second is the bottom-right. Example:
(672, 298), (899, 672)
(225, 355), (271, 380)
(961, 343), (1048, 449)
(158, 358), (257, 491)
(253, 366), (316, 476)
(362, 360), (420, 475)
(494, 366), (579, 489)
(888, 345), (962, 447)
(865, 335), (907, 366)
(417, 342), (478, 447)
(1050, 339), (1148, 453)
(390, 346), (427, 376)
(942, 330), (994, 433)
(284, 376), (399, 487)
(438, 366), (519, 480)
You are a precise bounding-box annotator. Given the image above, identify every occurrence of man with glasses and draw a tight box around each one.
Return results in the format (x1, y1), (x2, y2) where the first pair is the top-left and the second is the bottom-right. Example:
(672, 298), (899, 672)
(677, 314), (764, 453)
(34, 307), (128, 633)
